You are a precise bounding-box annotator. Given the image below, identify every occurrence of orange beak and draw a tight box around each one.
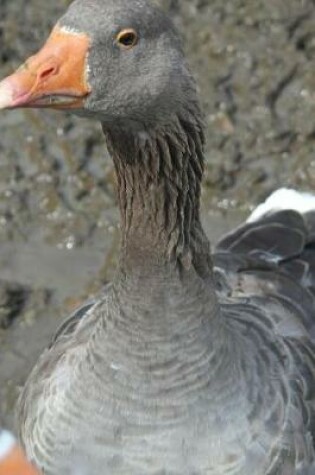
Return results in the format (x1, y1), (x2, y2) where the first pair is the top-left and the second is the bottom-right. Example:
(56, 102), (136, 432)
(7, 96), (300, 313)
(0, 431), (40, 475)
(0, 25), (91, 110)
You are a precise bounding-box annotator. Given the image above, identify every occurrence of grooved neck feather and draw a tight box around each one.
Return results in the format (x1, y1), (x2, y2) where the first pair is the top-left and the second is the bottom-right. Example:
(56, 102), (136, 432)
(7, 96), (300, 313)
(103, 110), (213, 279)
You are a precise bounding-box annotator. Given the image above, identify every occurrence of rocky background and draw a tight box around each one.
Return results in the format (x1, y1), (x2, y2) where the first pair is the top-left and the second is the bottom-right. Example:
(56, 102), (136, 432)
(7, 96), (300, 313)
(0, 0), (314, 429)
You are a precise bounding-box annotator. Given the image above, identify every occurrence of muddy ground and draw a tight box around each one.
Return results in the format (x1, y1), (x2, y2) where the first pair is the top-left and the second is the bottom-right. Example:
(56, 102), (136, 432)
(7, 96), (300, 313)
(0, 0), (314, 430)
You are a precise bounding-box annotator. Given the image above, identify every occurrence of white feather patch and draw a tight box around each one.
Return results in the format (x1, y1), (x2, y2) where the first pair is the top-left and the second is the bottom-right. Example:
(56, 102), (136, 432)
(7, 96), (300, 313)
(247, 188), (315, 223)
(59, 25), (82, 36)
(0, 430), (16, 460)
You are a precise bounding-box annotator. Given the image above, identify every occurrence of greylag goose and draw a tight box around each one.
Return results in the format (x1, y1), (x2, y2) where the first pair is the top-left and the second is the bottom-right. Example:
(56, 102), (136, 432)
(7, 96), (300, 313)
(0, 0), (314, 474)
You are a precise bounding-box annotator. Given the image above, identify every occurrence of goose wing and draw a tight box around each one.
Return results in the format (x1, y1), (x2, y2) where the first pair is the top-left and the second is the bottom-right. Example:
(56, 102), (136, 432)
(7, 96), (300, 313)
(214, 189), (315, 470)
(49, 284), (112, 347)
(215, 191), (315, 338)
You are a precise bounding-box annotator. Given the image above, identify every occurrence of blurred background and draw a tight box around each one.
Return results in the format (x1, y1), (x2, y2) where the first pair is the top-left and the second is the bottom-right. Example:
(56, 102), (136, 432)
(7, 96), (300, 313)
(0, 0), (314, 429)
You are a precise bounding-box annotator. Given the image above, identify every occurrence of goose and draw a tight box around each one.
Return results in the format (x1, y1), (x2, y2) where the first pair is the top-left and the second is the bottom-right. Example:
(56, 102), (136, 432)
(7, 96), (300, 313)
(0, 0), (314, 473)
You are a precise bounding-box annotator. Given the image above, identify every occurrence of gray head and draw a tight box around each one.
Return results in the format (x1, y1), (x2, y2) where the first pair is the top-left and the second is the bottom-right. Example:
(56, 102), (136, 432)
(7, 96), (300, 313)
(61, 0), (198, 127)
(0, 0), (199, 131)
(0, 0), (208, 276)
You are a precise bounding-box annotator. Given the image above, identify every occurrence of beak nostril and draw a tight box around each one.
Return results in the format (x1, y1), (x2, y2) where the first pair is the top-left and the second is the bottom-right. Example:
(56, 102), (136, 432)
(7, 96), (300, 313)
(39, 66), (57, 80)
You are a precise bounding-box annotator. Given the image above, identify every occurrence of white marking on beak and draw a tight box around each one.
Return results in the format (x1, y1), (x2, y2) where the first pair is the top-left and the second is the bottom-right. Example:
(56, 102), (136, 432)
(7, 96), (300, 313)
(59, 24), (82, 36)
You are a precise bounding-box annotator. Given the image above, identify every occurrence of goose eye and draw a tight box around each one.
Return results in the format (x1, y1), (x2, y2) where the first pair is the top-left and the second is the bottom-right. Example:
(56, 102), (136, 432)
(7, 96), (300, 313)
(116, 29), (138, 49)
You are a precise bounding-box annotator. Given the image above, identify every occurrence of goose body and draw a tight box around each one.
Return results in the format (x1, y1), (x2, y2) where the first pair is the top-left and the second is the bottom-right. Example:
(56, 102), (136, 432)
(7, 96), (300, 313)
(0, 1), (314, 474)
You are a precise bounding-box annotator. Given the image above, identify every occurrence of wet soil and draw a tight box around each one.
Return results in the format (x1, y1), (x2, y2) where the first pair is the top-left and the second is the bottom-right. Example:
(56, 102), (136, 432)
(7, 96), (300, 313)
(0, 0), (314, 430)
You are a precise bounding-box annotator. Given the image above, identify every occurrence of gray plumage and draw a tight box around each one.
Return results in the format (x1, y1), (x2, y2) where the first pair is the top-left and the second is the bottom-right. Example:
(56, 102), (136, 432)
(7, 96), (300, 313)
(11, 0), (315, 474)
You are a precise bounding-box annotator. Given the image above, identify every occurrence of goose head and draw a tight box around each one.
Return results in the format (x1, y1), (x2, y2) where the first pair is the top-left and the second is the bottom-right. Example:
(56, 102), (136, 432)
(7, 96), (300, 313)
(0, 0), (207, 272)
(0, 0), (197, 131)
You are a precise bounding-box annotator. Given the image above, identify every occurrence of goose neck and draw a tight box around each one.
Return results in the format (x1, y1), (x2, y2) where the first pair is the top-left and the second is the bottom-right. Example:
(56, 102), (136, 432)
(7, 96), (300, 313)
(103, 112), (212, 279)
